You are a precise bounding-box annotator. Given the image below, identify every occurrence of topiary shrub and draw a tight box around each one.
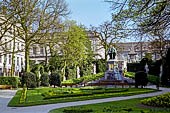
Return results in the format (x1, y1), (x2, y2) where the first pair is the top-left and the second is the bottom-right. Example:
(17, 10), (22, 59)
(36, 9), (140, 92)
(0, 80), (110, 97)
(22, 72), (37, 88)
(40, 72), (49, 86)
(49, 72), (61, 88)
(135, 71), (148, 88)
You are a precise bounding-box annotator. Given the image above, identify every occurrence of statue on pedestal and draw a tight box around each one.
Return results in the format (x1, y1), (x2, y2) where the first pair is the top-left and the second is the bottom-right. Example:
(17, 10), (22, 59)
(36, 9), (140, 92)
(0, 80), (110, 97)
(107, 47), (117, 60)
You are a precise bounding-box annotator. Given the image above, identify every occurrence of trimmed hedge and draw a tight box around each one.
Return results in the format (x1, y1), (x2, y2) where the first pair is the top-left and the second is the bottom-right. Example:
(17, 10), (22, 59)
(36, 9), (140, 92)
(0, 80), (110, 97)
(62, 73), (104, 84)
(63, 107), (93, 113)
(0, 77), (19, 88)
(40, 72), (49, 86)
(135, 71), (148, 88)
(49, 72), (61, 88)
(141, 92), (170, 107)
(42, 88), (129, 99)
(22, 72), (37, 88)
(125, 72), (160, 85)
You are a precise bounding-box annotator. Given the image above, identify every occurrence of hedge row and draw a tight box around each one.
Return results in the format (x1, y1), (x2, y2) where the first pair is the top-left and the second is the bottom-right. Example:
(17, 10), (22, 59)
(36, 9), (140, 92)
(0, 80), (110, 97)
(63, 107), (93, 113)
(141, 92), (170, 107)
(125, 72), (160, 85)
(0, 77), (19, 88)
(62, 73), (104, 84)
(42, 88), (129, 99)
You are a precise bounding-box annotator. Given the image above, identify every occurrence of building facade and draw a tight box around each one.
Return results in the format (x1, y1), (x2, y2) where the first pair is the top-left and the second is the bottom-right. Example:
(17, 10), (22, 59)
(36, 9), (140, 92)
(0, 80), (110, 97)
(0, 33), (25, 76)
(116, 41), (170, 63)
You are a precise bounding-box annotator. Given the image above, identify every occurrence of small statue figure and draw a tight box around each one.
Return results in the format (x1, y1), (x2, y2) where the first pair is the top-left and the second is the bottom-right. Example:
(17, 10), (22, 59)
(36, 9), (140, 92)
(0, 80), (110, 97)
(107, 47), (117, 60)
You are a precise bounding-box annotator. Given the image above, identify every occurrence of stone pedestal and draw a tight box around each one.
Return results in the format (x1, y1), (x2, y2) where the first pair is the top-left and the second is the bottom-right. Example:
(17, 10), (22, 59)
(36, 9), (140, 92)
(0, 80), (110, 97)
(105, 60), (115, 80)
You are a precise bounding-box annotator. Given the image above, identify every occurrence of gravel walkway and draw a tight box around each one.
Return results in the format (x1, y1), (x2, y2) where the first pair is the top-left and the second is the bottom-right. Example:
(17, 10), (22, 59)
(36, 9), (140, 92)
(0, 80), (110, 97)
(0, 86), (170, 113)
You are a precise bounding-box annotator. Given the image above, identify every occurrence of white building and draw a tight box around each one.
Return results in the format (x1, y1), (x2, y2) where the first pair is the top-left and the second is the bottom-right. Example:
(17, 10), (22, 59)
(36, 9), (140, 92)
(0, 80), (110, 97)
(0, 34), (25, 76)
(88, 31), (105, 59)
(0, 16), (25, 76)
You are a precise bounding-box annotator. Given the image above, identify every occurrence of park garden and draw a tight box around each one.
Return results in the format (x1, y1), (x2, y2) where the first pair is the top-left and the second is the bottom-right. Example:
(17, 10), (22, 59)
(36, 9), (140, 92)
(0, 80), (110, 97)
(0, 0), (170, 113)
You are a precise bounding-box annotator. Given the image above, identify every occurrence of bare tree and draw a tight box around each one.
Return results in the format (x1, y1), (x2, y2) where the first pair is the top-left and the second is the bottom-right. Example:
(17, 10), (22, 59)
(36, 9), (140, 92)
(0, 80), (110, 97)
(91, 20), (128, 63)
(1, 0), (70, 72)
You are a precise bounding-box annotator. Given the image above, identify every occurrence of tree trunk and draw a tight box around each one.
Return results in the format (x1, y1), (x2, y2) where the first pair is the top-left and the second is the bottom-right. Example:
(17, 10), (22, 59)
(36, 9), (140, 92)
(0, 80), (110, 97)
(63, 61), (67, 81)
(140, 42), (143, 60)
(45, 46), (48, 66)
(11, 36), (15, 76)
(25, 44), (30, 72)
(104, 45), (107, 64)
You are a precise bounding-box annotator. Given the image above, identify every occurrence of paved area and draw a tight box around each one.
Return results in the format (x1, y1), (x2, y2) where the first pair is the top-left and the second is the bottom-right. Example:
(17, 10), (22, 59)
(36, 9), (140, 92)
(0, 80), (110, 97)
(0, 86), (170, 113)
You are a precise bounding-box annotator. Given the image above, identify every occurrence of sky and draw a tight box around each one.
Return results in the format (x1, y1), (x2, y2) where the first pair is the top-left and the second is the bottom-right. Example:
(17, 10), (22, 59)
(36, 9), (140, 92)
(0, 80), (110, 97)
(66, 0), (112, 28)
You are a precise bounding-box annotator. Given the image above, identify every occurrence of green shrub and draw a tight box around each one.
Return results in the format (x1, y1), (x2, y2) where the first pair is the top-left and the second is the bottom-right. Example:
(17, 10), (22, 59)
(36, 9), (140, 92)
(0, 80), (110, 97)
(63, 107), (93, 113)
(0, 77), (19, 88)
(22, 72), (37, 88)
(147, 75), (160, 85)
(135, 71), (148, 88)
(103, 106), (132, 113)
(49, 72), (61, 88)
(80, 87), (103, 90)
(141, 92), (170, 107)
(96, 59), (106, 73)
(125, 72), (135, 79)
(40, 72), (49, 86)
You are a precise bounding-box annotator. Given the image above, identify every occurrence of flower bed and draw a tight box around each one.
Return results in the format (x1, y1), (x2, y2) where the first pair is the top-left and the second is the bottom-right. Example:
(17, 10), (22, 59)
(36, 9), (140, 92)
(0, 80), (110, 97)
(42, 87), (129, 99)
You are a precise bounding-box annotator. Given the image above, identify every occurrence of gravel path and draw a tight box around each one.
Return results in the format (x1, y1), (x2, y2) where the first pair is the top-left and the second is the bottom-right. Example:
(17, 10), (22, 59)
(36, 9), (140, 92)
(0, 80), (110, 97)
(0, 86), (170, 113)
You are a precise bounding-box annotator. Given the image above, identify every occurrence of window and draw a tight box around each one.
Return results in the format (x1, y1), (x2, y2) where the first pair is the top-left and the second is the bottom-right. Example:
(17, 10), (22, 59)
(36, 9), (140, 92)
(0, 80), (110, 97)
(17, 43), (20, 50)
(0, 56), (2, 63)
(33, 47), (37, 55)
(92, 40), (96, 51)
(17, 57), (19, 66)
(4, 54), (7, 63)
(5, 39), (7, 48)
(40, 47), (44, 55)
(9, 55), (11, 65)
(21, 44), (24, 50)
(21, 57), (23, 65)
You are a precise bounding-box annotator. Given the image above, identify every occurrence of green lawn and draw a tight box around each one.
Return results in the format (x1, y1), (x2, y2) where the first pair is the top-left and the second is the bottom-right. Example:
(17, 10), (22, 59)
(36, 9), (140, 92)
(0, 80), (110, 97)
(49, 98), (170, 113)
(8, 87), (158, 107)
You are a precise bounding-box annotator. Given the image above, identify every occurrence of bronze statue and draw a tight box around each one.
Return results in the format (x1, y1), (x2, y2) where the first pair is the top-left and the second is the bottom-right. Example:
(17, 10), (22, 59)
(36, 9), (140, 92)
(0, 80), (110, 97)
(107, 47), (117, 60)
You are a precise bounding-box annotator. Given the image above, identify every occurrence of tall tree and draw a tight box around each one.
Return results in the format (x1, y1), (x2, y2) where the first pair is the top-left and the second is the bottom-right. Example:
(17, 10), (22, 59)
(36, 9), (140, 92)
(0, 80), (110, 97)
(91, 20), (128, 63)
(0, 0), (70, 72)
(105, 0), (170, 36)
(61, 24), (92, 80)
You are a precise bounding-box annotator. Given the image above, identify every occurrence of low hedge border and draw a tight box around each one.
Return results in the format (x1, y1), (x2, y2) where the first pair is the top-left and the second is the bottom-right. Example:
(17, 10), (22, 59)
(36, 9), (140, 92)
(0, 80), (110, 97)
(63, 107), (93, 113)
(141, 92), (170, 107)
(42, 88), (129, 99)
(0, 77), (19, 88)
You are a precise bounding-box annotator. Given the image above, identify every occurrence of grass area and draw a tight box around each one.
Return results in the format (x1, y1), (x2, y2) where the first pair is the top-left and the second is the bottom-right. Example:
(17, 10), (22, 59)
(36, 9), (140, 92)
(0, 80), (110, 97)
(8, 87), (158, 107)
(49, 98), (170, 113)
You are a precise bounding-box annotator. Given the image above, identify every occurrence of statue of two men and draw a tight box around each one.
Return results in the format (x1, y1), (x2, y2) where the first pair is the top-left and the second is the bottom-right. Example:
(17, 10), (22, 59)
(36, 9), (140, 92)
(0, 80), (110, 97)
(107, 47), (117, 60)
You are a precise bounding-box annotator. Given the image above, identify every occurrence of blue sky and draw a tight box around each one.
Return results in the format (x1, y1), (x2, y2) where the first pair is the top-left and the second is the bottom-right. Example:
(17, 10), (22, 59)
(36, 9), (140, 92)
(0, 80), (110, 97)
(66, 0), (112, 28)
